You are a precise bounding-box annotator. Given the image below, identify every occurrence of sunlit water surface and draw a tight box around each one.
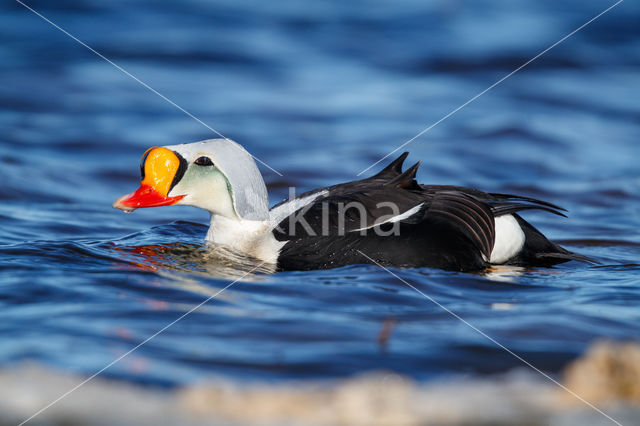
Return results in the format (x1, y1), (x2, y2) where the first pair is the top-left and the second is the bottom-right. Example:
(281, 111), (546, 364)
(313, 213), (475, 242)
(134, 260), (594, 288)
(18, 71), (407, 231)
(1, 0), (639, 387)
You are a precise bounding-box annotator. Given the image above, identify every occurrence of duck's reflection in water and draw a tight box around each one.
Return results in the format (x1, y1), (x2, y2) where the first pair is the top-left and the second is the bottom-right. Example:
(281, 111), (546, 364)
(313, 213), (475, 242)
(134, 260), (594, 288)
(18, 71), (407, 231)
(112, 242), (276, 279)
(480, 265), (526, 282)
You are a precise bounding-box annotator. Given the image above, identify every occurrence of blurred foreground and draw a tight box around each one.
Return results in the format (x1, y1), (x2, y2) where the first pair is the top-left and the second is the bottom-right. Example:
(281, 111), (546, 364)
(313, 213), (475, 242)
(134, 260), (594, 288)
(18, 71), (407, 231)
(3, 340), (639, 426)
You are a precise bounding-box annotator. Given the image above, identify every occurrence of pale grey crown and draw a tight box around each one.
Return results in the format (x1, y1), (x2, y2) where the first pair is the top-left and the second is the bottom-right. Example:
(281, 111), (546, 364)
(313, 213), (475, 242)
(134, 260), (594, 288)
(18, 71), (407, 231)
(166, 138), (269, 221)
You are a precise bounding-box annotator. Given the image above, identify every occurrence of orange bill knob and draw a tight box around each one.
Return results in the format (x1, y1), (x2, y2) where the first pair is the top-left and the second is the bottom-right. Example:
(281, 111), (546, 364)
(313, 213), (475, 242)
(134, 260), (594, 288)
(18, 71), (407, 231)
(113, 147), (186, 212)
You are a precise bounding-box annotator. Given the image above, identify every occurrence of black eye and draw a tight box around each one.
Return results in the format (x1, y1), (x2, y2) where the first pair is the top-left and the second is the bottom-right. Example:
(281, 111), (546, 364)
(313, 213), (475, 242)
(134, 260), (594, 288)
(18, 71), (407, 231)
(194, 156), (214, 166)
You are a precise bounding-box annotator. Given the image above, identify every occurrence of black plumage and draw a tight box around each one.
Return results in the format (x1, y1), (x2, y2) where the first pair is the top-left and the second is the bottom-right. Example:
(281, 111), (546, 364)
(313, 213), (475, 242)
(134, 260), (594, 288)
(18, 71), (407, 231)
(273, 152), (594, 271)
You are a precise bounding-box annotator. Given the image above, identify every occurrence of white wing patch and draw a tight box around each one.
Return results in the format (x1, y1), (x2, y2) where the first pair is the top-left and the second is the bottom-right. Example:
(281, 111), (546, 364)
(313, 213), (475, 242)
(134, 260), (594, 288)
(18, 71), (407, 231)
(353, 203), (424, 232)
(268, 190), (328, 228)
(387, 203), (424, 223)
(489, 214), (525, 264)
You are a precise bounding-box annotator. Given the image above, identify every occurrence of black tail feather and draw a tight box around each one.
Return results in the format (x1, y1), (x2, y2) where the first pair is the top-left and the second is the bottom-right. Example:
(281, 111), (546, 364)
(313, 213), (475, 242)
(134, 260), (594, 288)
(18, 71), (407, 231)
(509, 214), (597, 266)
(535, 251), (601, 265)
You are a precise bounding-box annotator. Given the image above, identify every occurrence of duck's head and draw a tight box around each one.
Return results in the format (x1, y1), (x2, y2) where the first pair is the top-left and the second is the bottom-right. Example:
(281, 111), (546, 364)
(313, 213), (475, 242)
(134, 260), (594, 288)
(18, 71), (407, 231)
(113, 139), (269, 221)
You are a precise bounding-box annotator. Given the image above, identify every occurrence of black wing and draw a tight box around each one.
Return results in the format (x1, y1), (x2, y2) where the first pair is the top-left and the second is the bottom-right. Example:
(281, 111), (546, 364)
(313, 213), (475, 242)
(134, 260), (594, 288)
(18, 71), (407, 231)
(274, 154), (497, 269)
(273, 152), (587, 271)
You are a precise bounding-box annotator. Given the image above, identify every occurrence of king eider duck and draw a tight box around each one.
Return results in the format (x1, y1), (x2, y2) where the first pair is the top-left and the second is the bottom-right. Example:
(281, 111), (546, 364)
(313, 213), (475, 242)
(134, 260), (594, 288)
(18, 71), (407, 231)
(113, 139), (594, 271)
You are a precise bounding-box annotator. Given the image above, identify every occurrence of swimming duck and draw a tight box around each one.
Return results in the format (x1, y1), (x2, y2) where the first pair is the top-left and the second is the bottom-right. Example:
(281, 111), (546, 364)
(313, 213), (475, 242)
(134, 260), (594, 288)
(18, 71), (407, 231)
(113, 138), (593, 271)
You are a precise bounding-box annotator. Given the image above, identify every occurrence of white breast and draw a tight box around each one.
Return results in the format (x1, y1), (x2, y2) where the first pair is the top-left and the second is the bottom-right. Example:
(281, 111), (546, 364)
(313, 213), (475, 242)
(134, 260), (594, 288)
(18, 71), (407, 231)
(489, 214), (525, 264)
(206, 215), (285, 264)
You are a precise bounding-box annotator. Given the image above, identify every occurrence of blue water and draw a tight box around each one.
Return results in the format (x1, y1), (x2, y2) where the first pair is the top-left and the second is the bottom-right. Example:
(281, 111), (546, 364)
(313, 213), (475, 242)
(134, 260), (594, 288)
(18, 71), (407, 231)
(1, 0), (639, 387)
